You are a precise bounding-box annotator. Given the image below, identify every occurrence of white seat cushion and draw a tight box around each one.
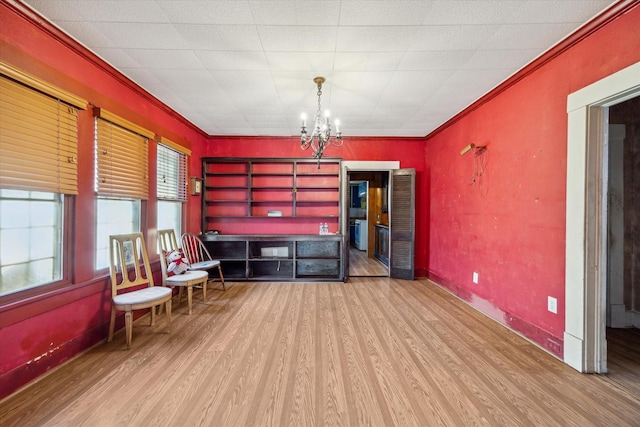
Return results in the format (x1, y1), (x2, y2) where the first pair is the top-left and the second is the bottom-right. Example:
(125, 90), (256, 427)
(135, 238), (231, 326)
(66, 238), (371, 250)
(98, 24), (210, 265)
(190, 260), (220, 269)
(113, 286), (172, 305)
(166, 270), (208, 284)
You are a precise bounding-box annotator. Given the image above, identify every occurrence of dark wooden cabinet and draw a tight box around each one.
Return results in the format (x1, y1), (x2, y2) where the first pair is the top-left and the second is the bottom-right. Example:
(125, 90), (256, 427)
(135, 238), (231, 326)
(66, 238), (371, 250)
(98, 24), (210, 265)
(202, 234), (343, 281)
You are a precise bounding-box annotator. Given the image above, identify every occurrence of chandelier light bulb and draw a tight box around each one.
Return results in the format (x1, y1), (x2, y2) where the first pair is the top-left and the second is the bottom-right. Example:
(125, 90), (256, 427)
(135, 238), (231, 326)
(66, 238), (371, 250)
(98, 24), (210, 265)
(325, 110), (331, 118)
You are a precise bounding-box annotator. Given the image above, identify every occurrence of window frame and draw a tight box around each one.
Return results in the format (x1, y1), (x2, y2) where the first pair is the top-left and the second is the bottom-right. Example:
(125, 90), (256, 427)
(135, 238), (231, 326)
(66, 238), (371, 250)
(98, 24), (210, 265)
(0, 61), (85, 304)
(0, 194), (73, 306)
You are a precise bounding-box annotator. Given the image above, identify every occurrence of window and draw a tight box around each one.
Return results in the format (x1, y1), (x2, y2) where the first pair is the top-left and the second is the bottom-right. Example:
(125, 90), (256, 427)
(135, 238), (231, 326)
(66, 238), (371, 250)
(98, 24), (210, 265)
(95, 198), (140, 270)
(0, 61), (86, 296)
(157, 141), (188, 242)
(94, 108), (152, 270)
(0, 190), (63, 296)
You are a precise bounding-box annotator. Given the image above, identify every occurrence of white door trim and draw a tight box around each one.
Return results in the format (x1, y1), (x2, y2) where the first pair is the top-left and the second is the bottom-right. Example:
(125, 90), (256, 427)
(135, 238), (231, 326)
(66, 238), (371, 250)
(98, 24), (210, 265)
(565, 60), (640, 372)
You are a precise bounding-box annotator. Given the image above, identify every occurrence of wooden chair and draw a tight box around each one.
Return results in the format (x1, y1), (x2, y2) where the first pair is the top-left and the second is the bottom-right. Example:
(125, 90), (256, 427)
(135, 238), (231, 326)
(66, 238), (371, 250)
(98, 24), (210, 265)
(181, 233), (225, 290)
(108, 233), (172, 349)
(158, 229), (209, 315)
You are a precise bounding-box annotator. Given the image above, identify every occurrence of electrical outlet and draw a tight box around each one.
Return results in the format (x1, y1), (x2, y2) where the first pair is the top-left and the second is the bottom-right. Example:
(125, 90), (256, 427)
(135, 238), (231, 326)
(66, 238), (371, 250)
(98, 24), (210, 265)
(472, 272), (479, 284)
(548, 296), (558, 314)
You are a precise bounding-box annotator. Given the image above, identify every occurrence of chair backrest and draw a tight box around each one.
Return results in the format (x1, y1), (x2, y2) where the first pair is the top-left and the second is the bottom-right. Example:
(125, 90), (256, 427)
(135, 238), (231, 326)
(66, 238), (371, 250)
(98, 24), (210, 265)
(181, 233), (213, 264)
(158, 229), (179, 253)
(109, 233), (154, 297)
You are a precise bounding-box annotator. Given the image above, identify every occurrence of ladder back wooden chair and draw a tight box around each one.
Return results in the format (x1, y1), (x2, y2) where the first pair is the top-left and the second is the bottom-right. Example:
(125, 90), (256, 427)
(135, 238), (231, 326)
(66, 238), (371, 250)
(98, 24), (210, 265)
(108, 233), (172, 349)
(181, 233), (225, 290)
(158, 229), (209, 315)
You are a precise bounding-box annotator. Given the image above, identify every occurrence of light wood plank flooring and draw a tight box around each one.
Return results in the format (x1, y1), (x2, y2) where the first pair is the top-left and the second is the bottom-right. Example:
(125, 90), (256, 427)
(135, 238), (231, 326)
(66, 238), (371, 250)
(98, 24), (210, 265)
(1, 278), (639, 426)
(349, 246), (388, 276)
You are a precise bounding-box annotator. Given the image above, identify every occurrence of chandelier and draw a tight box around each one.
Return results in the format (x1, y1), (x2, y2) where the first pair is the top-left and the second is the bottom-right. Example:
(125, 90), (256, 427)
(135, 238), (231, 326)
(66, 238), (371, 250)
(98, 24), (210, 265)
(300, 76), (343, 167)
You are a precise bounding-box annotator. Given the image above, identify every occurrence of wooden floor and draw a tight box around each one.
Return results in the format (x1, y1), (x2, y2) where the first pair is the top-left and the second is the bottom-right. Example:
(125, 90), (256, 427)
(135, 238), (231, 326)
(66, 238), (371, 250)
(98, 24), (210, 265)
(349, 246), (388, 276)
(2, 278), (640, 426)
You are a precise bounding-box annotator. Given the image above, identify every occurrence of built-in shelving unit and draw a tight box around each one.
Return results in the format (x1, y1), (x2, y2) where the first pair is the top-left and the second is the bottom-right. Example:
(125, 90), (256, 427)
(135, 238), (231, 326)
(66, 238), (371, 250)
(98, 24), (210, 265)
(200, 158), (344, 281)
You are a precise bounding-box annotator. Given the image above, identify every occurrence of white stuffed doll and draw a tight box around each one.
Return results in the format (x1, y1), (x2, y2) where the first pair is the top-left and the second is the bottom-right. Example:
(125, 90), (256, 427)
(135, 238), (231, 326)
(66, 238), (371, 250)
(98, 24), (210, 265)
(166, 250), (190, 275)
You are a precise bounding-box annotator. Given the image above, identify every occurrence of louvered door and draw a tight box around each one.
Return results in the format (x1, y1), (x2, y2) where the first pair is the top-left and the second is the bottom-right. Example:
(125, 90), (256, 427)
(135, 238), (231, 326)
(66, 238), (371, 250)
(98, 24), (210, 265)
(390, 168), (415, 279)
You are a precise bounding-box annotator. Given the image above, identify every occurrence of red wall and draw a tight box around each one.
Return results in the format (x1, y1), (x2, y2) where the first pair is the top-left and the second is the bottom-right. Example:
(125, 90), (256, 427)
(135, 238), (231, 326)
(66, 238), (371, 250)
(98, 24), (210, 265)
(424, 3), (640, 356)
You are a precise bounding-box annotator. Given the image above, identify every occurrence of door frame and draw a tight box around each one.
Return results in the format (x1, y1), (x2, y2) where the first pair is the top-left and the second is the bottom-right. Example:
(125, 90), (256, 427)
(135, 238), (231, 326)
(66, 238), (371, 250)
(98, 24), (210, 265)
(342, 161), (400, 281)
(565, 60), (640, 372)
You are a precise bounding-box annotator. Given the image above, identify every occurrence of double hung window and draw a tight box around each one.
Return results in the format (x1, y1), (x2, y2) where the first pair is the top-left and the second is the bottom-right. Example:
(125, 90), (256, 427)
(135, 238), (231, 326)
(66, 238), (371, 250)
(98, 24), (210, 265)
(0, 62), (85, 297)
(94, 109), (151, 270)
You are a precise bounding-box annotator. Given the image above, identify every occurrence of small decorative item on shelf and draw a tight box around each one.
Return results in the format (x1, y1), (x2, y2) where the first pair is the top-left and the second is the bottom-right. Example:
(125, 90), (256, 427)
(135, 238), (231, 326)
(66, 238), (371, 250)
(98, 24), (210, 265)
(190, 177), (202, 196)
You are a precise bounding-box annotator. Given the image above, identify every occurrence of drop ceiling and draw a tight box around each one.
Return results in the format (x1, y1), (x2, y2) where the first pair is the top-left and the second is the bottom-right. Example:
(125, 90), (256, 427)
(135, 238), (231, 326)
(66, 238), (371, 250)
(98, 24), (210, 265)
(22, 0), (616, 137)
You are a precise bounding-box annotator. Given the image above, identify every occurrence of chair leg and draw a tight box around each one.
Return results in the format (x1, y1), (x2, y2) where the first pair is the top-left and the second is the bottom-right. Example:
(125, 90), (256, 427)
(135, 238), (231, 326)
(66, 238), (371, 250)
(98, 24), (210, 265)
(108, 305), (116, 343)
(125, 310), (133, 349)
(187, 286), (193, 315)
(150, 305), (156, 326)
(165, 299), (172, 333)
(177, 287), (183, 306)
(218, 266), (225, 291)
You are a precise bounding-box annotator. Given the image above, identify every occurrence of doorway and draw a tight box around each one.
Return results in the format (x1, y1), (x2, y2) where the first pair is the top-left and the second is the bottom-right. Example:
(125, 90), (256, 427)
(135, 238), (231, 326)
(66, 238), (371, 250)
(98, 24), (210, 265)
(565, 60), (640, 373)
(341, 161), (399, 279)
(348, 173), (389, 277)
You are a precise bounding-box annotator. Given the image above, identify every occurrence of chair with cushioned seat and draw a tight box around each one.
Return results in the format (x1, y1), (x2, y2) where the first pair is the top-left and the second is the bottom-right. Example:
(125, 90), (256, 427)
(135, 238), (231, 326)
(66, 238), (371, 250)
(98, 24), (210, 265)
(108, 233), (172, 349)
(158, 229), (209, 314)
(181, 232), (225, 291)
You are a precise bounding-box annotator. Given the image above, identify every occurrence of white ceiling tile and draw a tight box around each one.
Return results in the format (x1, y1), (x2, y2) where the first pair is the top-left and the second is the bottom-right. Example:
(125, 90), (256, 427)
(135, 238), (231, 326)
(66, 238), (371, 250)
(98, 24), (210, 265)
(215, 25), (264, 51)
(258, 27), (301, 52)
(445, 69), (513, 91)
(398, 51), (475, 70)
(198, 51), (270, 71)
(258, 26), (338, 52)
(337, 26), (421, 52)
(294, 1), (342, 26)
(123, 49), (205, 70)
(91, 22), (190, 49)
(174, 24), (262, 51)
(49, 20), (117, 48)
(249, 1), (297, 25)
(75, 1), (169, 23)
(339, 1), (433, 25)
(481, 23), (582, 50)
(156, 0), (255, 25)
(266, 52), (336, 72)
(379, 71), (452, 108)
(334, 52), (405, 72)
(423, 1), (521, 25)
(511, 1), (615, 24)
(22, 0), (85, 21)
(462, 49), (543, 70)
(410, 25), (497, 51)
(93, 48), (142, 69)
